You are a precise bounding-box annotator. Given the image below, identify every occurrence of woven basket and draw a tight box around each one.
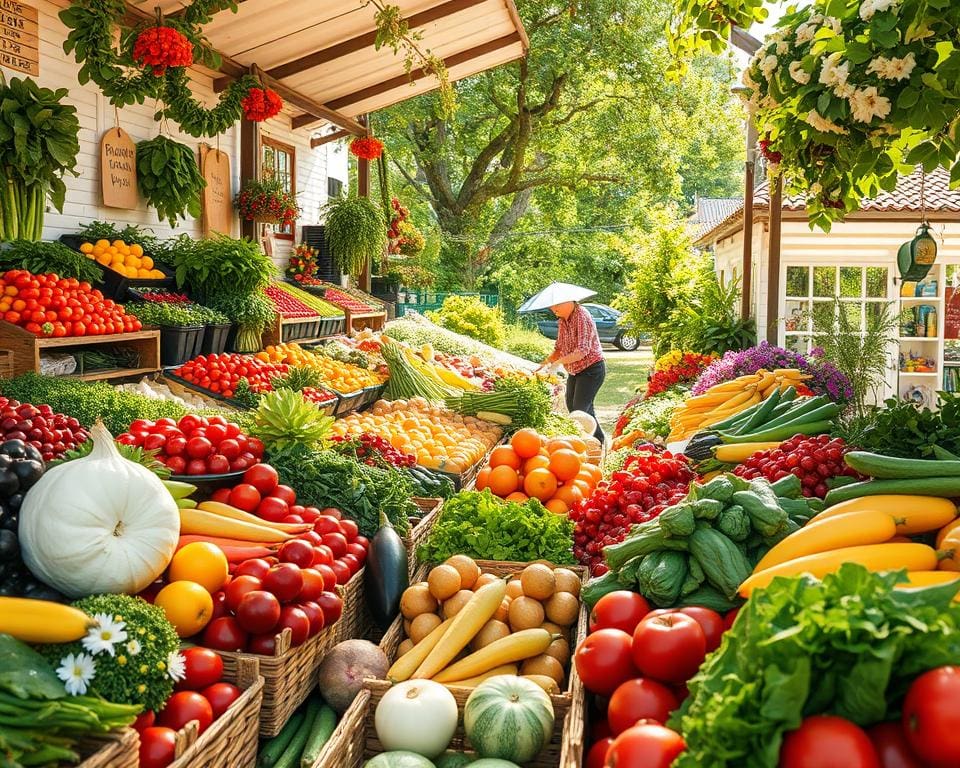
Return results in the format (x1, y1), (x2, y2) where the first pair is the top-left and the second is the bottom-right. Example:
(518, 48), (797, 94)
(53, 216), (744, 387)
(315, 560), (588, 768)
(335, 566), (380, 645)
(76, 728), (139, 768)
(169, 656), (263, 768)
(215, 622), (337, 738)
(405, 497), (443, 579)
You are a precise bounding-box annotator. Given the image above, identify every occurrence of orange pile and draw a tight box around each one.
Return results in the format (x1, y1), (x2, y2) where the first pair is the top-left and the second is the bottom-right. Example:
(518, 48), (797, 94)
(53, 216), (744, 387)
(258, 342), (385, 393)
(476, 428), (601, 515)
(79, 240), (164, 279)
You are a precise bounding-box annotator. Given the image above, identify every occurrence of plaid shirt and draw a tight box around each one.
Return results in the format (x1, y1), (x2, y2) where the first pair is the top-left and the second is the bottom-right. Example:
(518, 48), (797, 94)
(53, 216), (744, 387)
(556, 304), (603, 375)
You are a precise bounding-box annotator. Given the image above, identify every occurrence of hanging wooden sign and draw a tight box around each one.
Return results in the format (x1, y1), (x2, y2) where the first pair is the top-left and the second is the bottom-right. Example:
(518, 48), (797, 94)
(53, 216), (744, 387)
(0, 0), (39, 76)
(201, 147), (233, 236)
(100, 127), (138, 209)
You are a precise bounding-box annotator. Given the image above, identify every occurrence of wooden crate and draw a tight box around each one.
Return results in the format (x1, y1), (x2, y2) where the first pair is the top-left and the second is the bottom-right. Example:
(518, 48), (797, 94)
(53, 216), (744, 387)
(76, 728), (139, 768)
(343, 308), (386, 335)
(169, 657), (264, 768)
(0, 320), (160, 381)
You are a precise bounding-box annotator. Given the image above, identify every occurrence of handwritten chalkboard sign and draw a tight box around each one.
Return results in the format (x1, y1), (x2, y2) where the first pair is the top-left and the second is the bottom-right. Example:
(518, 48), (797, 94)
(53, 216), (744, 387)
(946, 287), (960, 340)
(100, 128), (138, 209)
(0, 0), (39, 76)
(201, 147), (233, 236)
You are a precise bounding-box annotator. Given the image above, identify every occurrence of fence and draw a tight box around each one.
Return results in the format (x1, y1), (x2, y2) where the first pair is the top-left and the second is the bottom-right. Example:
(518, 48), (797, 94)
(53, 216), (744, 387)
(394, 291), (500, 318)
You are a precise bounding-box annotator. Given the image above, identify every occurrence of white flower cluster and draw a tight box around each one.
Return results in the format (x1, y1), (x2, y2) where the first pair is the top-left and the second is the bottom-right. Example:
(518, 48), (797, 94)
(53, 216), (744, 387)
(805, 109), (849, 135)
(866, 52), (917, 81)
(859, 0), (899, 21)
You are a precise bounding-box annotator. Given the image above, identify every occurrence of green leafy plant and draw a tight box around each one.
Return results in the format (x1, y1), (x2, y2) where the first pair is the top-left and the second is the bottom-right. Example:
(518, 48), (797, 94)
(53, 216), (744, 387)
(167, 233), (276, 300)
(426, 295), (506, 348)
(0, 240), (101, 283)
(671, 270), (756, 355)
(250, 389), (334, 451)
(136, 136), (205, 227)
(502, 324), (554, 363)
(271, 366), (325, 393)
(125, 301), (207, 327)
(322, 195), (387, 277)
(0, 75), (81, 242)
(206, 290), (275, 352)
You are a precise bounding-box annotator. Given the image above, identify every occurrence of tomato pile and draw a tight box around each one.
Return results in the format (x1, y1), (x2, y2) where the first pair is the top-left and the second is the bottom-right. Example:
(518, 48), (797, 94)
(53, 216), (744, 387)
(329, 432), (417, 468)
(320, 287), (372, 313)
(0, 397), (85, 461)
(300, 386), (337, 406)
(136, 647), (242, 768)
(173, 353), (290, 399)
(117, 414), (264, 476)
(264, 284), (316, 319)
(0, 270), (141, 337)
(571, 451), (695, 576)
(132, 289), (190, 304)
(733, 434), (860, 499)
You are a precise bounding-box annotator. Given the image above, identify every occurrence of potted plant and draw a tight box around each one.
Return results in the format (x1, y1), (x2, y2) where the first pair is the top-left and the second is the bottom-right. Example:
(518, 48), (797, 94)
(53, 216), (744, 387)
(127, 302), (206, 366)
(193, 304), (232, 355)
(235, 176), (300, 228)
(206, 290), (277, 354)
(321, 195), (387, 278)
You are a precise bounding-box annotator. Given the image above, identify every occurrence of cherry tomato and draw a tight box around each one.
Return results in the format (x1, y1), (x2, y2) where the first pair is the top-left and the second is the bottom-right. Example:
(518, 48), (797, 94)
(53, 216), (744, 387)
(868, 722), (923, 768)
(243, 464), (280, 495)
(575, 629), (639, 696)
(159, 691), (214, 734)
(902, 665), (960, 767)
(604, 721), (685, 768)
(589, 591), (651, 635)
(201, 682), (242, 720)
(781, 716), (879, 768)
(228, 484), (261, 513)
(722, 607), (740, 631)
(631, 613), (706, 684)
(607, 678), (679, 735)
(176, 647), (223, 691)
(139, 727), (177, 768)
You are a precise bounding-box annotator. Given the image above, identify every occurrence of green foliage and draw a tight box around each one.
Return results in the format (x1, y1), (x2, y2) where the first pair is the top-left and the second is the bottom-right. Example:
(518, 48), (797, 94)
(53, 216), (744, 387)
(669, 269), (756, 355)
(167, 234), (275, 300)
(502, 324), (554, 363)
(250, 389), (334, 451)
(206, 290), (275, 333)
(321, 195), (387, 277)
(136, 136), (205, 227)
(834, 393), (960, 460)
(0, 240), (101, 283)
(427, 295), (507, 348)
(125, 301), (207, 327)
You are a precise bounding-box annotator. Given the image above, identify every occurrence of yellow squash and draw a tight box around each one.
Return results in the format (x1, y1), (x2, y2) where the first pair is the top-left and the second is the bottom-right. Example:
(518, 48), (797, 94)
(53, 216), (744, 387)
(523, 674), (562, 695)
(439, 664), (518, 688)
(896, 571), (960, 588)
(197, 501), (311, 533)
(179, 508), (291, 543)
(0, 597), (93, 643)
(713, 442), (782, 463)
(387, 618), (454, 683)
(432, 628), (553, 683)
(810, 496), (957, 535)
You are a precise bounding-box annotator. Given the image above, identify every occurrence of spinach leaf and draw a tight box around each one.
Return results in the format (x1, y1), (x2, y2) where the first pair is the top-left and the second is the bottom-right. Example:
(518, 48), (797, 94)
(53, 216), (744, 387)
(0, 634), (65, 700)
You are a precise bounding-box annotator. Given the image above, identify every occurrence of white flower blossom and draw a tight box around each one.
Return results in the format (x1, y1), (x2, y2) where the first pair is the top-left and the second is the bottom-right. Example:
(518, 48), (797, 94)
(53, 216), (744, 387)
(759, 55), (780, 80)
(834, 81), (856, 99)
(806, 109), (850, 135)
(82, 614), (128, 657)
(776, 41), (790, 56)
(126, 640), (141, 656)
(849, 86), (892, 123)
(795, 21), (818, 45)
(56, 653), (96, 696)
(167, 651), (186, 683)
(867, 52), (917, 81)
(823, 17), (842, 34)
(819, 53), (851, 89)
(860, 0), (898, 21)
(742, 67), (760, 91)
(789, 61), (811, 85)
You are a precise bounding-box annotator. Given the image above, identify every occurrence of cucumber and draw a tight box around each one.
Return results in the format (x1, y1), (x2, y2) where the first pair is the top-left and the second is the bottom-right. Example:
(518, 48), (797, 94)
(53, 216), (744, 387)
(824, 476), (960, 507)
(258, 712), (305, 768)
(750, 395), (830, 431)
(274, 700), (321, 768)
(300, 704), (337, 768)
(737, 387), (782, 434)
(933, 445), (960, 461)
(721, 419), (834, 444)
(844, 452), (960, 479)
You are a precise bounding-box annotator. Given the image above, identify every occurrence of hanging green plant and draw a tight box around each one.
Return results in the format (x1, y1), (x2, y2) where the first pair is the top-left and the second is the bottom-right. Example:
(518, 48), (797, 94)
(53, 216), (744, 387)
(322, 195), (388, 278)
(136, 136), (206, 227)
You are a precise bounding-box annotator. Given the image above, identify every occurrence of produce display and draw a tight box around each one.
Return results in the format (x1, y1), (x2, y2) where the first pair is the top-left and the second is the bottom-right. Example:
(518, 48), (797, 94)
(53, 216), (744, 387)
(173, 352), (290, 400)
(256, 693), (338, 768)
(129, 288), (190, 303)
(0, 396), (86, 461)
(275, 282), (345, 318)
(79, 239), (165, 279)
(446, 376), (553, 430)
(730, 435), (860, 499)
(258, 343), (385, 393)
(0, 440), (53, 599)
(265, 283), (318, 319)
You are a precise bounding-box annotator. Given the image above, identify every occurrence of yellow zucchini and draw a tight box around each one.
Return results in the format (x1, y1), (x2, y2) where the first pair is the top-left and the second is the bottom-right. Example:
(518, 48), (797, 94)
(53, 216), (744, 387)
(937, 518), (960, 548)
(440, 664), (518, 688)
(739, 543), (937, 597)
(387, 618), (454, 683)
(0, 597), (93, 643)
(412, 579), (507, 679)
(179, 508), (291, 543)
(197, 501), (312, 533)
(713, 442), (782, 463)
(809, 496), (957, 534)
(753, 509), (897, 573)
(896, 571), (960, 588)
(432, 628), (553, 683)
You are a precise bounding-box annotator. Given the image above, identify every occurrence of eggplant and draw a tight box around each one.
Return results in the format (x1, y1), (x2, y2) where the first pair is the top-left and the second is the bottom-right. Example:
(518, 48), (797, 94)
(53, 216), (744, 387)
(364, 511), (409, 631)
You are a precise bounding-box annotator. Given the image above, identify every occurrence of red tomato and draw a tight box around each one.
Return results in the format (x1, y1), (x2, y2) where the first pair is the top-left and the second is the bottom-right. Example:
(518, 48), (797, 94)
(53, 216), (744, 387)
(236, 590), (282, 634)
(316, 591), (343, 625)
(346, 542), (368, 563)
(219, 438), (241, 461)
(139, 727), (177, 768)
(186, 436), (213, 460)
(902, 665), (960, 767)
(201, 682), (242, 720)
(142, 433), (166, 452)
(207, 454), (230, 474)
(330, 560), (352, 585)
(257, 496), (290, 523)
(165, 435), (187, 456)
(211, 488), (231, 504)
(206, 424), (228, 445)
(233, 558), (271, 581)
(133, 710), (155, 734)
(262, 563), (304, 603)
(300, 506), (321, 523)
(723, 607), (740, 631)
(607, 678), (679, 736)
(210, 590), (229, 620)
(299, 530), (322, 546)
(575, 629), (639, 696)
(165, 456), (187, 474)
(586, 738), (614, 768)
(341, 553), (361, 575)
(631, 613), (706, 684)
(278, 605), (310, 646)
(224, 575), (262, 612)
(604, 722), (685, 768)
(781, 716), (879, 768)
(312, 545), (335, 568)
(279, 540), (315, 569)
(178, 414), (203, 433)
(589, 591), (651, 635)
(299, 600), (326, 636)
(271, 484), (297, 506)
(186, 459), (208, 476)
(228, 484), (262, 513)
(176, 647), (223, 691)
(314, 563), (337, 587)
(339, 519), (359, 541)
(201, 617), (248, 652)
(676, 607), (725, 653)
(159, 691), (214, 734)
(314, 516), (342, 536)
(247, 633), (277, 655)
(246, 436), (265, 458)
(322, 532), (348, 559)
(320, 507), (342, 520)
(243, 464), (279, 495)
(283, 514), (305, 525)
(868, 722), (923, 768)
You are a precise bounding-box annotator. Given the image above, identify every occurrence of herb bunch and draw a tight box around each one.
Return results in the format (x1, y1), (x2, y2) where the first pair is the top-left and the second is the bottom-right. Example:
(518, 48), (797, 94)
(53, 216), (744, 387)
(136, 136), (205, 227)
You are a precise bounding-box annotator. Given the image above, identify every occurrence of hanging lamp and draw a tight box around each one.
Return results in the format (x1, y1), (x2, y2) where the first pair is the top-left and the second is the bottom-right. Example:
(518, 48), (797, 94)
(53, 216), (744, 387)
(898, 171), (938, 281)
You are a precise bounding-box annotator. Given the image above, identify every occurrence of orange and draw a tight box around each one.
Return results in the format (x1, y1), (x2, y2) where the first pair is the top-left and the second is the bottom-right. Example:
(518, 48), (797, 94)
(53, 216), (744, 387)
(567, 437), (588, 454)
(572, 479), (593, 498)
(581, 463), (602, 484)
(554, 484), (583, 508)
(511, 428), (542, 459)
(576, 469), (597, 489)
(545, 498), (569, 515)
(506, 491), (529, 503)
(130, 243), (144, 257)
(489, 445), (522, 470)
(168, 542), (229, 593)
(547, 439), (574, 454)
(524, 468), (558, 502)
(488, 465), (520, 497)
(476, 466), (492, 491)
(549, 449), (582, 482)
(154, 580), (214, 638)
(79, 242), (93, 254)
(524, 455), (550, 474)
(94, 239), (110, 249)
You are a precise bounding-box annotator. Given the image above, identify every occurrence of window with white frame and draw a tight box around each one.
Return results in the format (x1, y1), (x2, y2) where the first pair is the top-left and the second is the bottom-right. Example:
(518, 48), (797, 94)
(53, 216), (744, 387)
(783, 265), (891, 354)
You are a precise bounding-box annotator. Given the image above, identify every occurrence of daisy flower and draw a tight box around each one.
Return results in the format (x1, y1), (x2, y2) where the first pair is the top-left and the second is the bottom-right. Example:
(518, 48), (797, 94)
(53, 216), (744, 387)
(126, 639), (142, 656)
(167, 651), (186, 683)
(57, 653), (96, 696)
(82, 613), (128, 657)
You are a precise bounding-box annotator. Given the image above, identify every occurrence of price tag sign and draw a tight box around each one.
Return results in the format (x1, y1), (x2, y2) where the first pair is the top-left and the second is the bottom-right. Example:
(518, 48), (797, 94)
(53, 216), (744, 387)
(202, 148), (233, 236)
(100, 128), (139, 209)
(0, 0), (39, 76)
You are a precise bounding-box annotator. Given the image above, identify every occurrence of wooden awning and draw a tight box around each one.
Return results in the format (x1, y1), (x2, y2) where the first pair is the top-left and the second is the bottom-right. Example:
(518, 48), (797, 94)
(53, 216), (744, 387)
(133, 0), (528, 133)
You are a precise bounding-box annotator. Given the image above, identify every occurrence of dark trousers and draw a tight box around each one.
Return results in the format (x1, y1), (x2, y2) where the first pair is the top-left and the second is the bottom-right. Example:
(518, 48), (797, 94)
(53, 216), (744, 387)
(565, 360), (606, 443)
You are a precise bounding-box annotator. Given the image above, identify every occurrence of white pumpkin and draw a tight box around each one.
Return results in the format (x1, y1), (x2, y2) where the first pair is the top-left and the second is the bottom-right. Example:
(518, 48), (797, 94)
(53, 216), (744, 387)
(19, 422), (180, 598)
(375, 680), (458, 759)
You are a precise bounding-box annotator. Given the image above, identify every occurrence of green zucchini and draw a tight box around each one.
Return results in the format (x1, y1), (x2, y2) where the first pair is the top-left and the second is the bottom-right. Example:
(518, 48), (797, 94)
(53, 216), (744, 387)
(300, 704), (337, 768)
(708, 400), (764, 432)
(677, 585), (742, 613)
(844, 451), (960, 479)
(824, 476), (960, 506)
(755, 395), (830, 429)
(637, 550), (688, 607)
(581, 571), (621, 608)
(721, 419), (835, 444)
(603, 519), (688, 571)
(258, 712), (305, 768)
(933, 445), (960, 461)
(274, 700), (321, 768)
(738, 387), (782, 434)
(770, 473), (802, 498)
(689, 525), (752, 600)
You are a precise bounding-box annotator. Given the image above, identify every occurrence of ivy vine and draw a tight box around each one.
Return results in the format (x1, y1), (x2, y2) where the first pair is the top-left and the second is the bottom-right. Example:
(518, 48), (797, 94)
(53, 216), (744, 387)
(59, 0), (257, 137)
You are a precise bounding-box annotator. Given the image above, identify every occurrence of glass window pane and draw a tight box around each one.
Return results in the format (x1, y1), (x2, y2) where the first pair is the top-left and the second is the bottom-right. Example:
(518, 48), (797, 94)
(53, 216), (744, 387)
(865, 301), (889, 329)
(785, 334), (808, 354)
(812, 300), (835, 331)
(786, 266), (809, 297)
(843, 302), (863, 332)
(813, 267), (836, 297)
(785, 300), (809, 332)
(866, 267), (888, 298)
(840, 267), (862, 298)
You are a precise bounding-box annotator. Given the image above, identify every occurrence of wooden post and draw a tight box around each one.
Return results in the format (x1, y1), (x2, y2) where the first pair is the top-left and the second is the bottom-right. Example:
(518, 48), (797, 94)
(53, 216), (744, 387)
(357, 115), (372, 293)
(766, 175), (784, 344)
(741, 118), (757, 321)
(239, 117), (260, 241)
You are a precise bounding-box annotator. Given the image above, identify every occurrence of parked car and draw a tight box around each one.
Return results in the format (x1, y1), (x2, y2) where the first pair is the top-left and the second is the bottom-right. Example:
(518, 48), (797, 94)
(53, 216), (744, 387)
(534, 303), (645, 351)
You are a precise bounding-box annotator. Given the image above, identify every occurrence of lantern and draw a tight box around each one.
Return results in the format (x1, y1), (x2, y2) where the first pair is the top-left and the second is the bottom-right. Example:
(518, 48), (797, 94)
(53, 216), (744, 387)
(897, 222), (938, 282)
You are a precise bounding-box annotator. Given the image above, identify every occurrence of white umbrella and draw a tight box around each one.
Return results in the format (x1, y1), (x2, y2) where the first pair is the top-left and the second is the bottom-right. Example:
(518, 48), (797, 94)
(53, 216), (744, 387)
(517, 282), (596, 313)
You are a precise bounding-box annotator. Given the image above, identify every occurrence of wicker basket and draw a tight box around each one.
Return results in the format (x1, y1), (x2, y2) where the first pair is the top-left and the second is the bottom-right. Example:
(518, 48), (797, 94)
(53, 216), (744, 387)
(315, 560), (588, 768)
(215, 622), (338, 738)
(335, 566), (377, 644)
(169, 657), (264, 768)
(404, 498), (443, 580)
(76, 728), (139, 768)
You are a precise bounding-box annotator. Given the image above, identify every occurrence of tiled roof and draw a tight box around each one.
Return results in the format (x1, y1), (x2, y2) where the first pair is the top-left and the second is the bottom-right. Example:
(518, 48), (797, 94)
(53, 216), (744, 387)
(687, 197), (744, 240)
(696, 167), (960, 245)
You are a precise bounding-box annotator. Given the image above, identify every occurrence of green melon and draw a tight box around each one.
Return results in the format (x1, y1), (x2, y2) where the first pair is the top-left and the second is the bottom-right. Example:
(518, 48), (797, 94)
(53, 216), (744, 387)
(463, 676), (555, 764)
(364, 751), (436, 768)
(471, 761), (521, 768)
(435, 753), (476, 768)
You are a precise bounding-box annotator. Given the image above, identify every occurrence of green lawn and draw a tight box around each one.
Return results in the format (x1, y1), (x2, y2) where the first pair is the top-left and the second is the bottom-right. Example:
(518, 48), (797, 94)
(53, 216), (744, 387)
(594, 347), (654, 433)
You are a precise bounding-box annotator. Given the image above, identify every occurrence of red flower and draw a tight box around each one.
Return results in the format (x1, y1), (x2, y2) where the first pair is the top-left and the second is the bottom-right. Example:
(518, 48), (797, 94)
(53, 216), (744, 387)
(349, 136), (385, 160)
(242, 87), (283, 122)
(133, 26), (193, 76)
(759, 137), (783, 164)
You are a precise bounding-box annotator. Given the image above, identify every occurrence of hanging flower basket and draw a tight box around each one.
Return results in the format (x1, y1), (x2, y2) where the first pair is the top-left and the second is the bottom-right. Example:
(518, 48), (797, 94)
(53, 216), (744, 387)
(132, 25), (193, 76)
(235, 177), (300, 227)
(349, 136), (385, 160)
(286, 243), (319, 281)
(242, 87), (284, 122)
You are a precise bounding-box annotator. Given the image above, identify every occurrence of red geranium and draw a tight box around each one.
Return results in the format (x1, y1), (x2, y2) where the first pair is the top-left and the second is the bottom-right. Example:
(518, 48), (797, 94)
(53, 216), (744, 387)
(349, 136), (384, 160)
(133, 26), (193, 76)
(242, 87), (283, 122)
(645, 352), (716, 398)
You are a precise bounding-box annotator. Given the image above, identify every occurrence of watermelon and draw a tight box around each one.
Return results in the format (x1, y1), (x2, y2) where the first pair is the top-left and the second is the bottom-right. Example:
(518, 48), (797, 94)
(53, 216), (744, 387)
(435, 754), (476, 768)
(463, 676), (555, 764)
(471, 761), (521, 768)
(364, 752), (436, 768)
